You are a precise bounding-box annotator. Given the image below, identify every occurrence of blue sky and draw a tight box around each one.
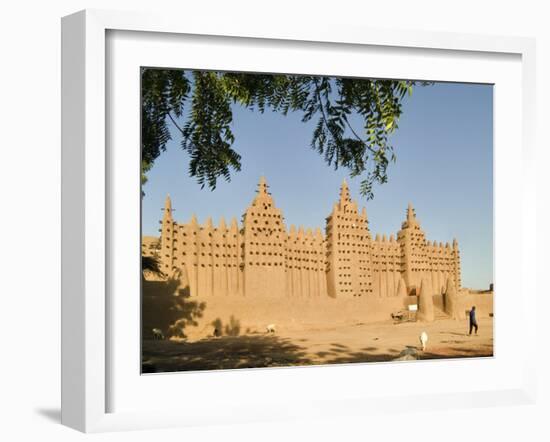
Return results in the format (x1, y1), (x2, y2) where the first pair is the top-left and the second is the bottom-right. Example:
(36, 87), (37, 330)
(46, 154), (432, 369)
(142, 79), (493, 289)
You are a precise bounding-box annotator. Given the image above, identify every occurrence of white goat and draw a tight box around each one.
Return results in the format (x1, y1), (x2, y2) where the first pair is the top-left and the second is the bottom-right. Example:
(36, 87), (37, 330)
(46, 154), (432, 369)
(419, 331), (428, 351)
(266, 324), (276, 333)
(152, 328), (165, 340)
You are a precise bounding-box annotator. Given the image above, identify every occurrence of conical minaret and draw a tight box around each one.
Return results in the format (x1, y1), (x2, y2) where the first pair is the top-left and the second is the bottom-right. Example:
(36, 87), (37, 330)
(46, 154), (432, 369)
(251, 175), (275, 207)
(407, 202), (414, 220)
(242, 177), (286, 297)
(258, 175), (268, 194)
(402, 202), (420, 229)
(163, 194), (173, 221)
(159, 194), (175, 274)
(397, 202), (427, 291)
(339, 179), (352, 209)
(326, 179), (372, 298)
(452, 237), (462, 290)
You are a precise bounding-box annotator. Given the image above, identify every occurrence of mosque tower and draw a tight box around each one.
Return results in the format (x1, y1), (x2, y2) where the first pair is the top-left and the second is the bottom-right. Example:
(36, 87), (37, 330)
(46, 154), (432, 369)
(159, 194), (175, 274)
(325, 180), (373, 298)
(397, 203), (428, 294)
(241, 177), (287, 297)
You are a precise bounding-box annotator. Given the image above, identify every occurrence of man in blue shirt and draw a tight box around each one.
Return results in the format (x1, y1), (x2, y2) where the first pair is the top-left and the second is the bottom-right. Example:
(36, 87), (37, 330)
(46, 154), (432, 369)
(469, 306), (478, 335)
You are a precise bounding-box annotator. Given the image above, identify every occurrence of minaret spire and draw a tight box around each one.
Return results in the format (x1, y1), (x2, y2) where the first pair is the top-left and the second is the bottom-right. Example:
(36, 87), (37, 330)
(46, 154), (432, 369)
(338, 178), (352, 210)
(251, 176), (275, 207)
(258, 176), (268, 196)
(340, 179), (350, 202)
(163, 194), (173, 220)
(407, 203), (415, 222)
(400, 202), (420, 229)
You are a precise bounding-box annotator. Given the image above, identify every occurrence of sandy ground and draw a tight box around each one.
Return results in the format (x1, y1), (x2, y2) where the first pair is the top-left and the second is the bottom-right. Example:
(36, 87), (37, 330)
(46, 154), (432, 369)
(142, 317), (493, 373)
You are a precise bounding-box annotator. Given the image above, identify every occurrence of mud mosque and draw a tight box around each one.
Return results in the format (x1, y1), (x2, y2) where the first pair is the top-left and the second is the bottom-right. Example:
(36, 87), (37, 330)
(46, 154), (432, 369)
(143, 177), (492, 338)
(158, 177), (462, 300)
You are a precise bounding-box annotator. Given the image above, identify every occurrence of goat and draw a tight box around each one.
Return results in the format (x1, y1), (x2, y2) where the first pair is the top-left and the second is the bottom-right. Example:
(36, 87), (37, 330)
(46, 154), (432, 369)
(152, 328), (165, 340)
(419, 331), (428, 351)
(266, 324), (276, 333)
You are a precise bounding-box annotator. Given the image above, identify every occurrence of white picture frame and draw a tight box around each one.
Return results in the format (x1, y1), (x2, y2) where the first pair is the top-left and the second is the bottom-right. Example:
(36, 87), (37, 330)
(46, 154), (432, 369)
(61, 9), (537, 433)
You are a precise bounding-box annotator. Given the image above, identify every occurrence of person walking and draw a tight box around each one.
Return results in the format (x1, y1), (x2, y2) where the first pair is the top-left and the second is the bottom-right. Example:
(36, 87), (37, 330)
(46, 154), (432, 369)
(469, 306), (478, 335)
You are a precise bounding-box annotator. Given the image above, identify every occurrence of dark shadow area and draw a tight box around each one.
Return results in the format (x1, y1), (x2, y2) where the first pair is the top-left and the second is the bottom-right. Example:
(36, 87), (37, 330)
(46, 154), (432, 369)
(142, 334), (311, 373)
(323, 343), (492, 364)
(34, 408), (61, 423)
(329, 346), (350, 354)
(315, 351), (338, 358)
(142, 276), (206, 339)
(142, 333), (494, 372)
(324, 347), (402, 364)
(212, 318), (223, 337)
(224, 315), (241, 337)
(209, 316), (242, 338)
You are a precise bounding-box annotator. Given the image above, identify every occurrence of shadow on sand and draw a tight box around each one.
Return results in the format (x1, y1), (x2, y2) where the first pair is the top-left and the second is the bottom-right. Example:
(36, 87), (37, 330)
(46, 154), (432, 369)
(142, 334), (494, 373)
(142, 334), (312, 373)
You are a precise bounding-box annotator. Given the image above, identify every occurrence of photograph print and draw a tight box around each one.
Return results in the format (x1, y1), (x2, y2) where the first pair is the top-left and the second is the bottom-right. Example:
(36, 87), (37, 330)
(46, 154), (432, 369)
(140, 69), (493, 373)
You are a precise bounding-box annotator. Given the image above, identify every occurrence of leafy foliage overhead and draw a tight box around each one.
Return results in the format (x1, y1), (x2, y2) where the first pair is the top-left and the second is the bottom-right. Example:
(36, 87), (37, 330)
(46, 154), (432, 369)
(142, 68), (429, 199)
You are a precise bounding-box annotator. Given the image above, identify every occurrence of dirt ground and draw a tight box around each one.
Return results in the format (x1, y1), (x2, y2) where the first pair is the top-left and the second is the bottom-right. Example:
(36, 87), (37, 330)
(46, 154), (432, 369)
(142, 317), (493, 373)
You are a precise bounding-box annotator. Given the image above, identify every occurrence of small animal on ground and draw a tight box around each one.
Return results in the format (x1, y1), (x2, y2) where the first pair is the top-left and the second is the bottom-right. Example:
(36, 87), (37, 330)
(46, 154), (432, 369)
(152, 328), (165, 340)
(266, 324), (276, 333)
(419, 331), (428, 351)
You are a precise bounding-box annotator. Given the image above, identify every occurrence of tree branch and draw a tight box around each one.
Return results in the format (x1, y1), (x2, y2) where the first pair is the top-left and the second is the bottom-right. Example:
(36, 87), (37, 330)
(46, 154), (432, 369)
(167, 112), (184, 134)
(313, 79), (330, 134)
(314, 78), (343, 167)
